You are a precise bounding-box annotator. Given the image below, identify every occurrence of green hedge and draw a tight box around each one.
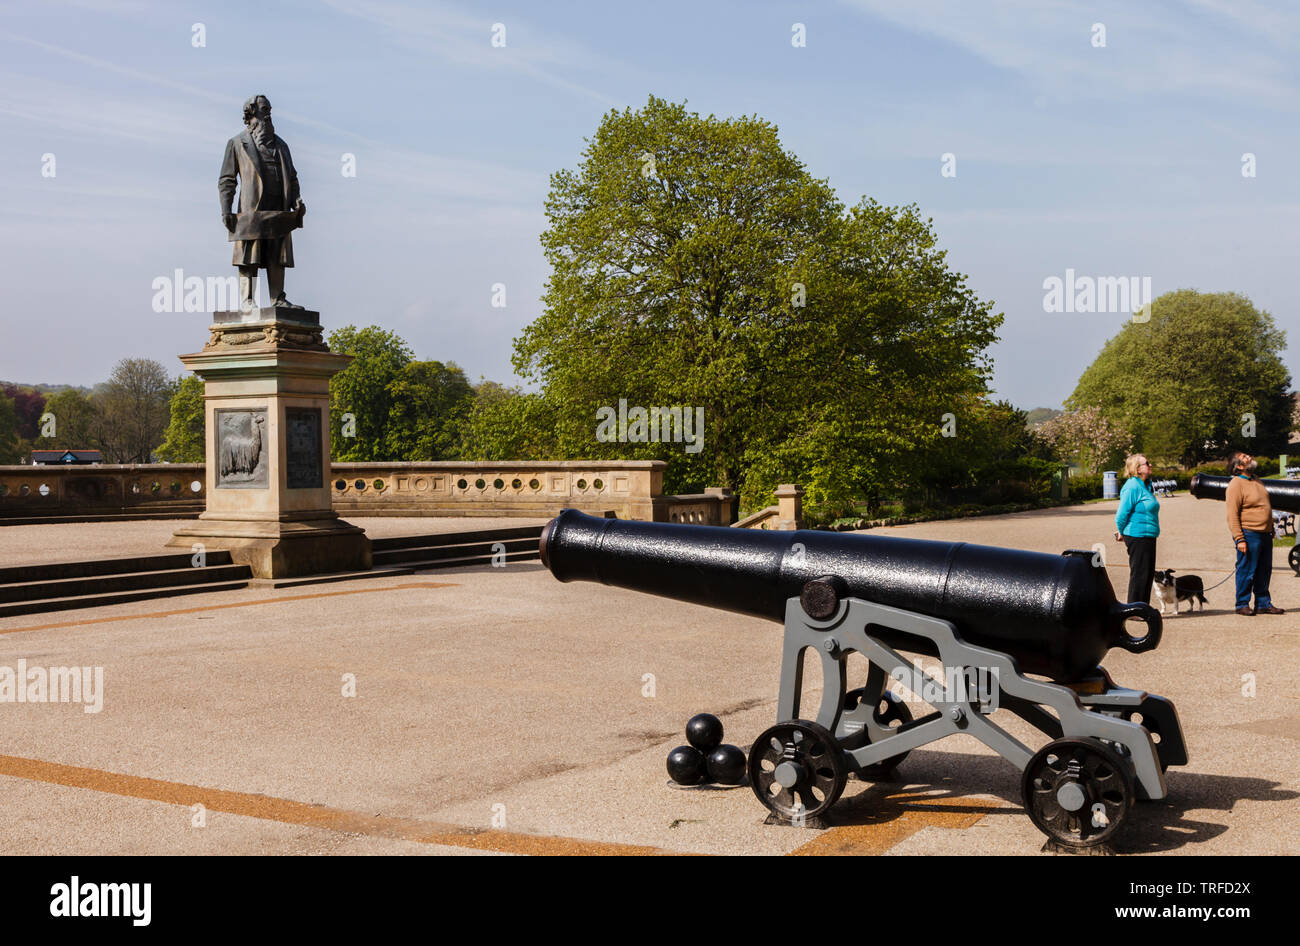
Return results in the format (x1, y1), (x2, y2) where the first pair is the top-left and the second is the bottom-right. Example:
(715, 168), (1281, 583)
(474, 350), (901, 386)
(825, 499), (1069, 531)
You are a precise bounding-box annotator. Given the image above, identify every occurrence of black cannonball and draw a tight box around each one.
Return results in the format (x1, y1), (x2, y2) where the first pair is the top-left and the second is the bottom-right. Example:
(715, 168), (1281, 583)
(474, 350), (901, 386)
(706, 744), (747, 785)
(666, 745), (708, 785)
(685, 713), (724, 752)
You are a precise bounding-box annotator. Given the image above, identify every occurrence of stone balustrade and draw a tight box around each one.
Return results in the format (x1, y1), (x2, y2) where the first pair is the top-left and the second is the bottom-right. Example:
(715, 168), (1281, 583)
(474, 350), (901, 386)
(330, 461), (733, 523)
(0, 463), (208, 521)
(0, 460), (735, 525)
(731, 484), (804, 530)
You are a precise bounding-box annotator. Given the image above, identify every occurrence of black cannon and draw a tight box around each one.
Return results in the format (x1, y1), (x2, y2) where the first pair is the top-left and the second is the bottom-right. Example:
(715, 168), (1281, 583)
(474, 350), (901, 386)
(1151, 478), (1177, 497)
(1189, 473), (1300, 512)
(1190, 474), (1300, 575)
(541, 509), (1187, 848)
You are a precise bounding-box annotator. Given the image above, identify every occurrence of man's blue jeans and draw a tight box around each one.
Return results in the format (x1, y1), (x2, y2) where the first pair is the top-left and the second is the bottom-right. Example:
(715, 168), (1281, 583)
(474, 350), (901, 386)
(1235, 530), (1274, 609)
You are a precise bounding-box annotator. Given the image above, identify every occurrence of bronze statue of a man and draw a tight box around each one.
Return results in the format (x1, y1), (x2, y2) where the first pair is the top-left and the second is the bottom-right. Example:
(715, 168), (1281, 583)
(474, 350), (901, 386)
(219, 94), (306, 311)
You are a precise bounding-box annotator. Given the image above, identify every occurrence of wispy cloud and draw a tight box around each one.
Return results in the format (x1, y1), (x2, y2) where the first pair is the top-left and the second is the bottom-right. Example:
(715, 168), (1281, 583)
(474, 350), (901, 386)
(839, 0), (1299, 106)
(319, 0), (624, 105)
(0, 30), (547, 210)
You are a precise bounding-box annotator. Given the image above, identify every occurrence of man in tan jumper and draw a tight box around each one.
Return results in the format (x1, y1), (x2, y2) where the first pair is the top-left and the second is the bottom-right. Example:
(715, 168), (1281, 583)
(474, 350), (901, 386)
(1226, 451), (1284, 616)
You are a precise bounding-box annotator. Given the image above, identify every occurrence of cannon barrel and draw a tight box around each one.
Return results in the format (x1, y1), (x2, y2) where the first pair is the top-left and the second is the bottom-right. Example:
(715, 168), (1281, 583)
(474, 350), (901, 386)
(1189, 474), (1300, 513)
(540, 509), (1161, 682)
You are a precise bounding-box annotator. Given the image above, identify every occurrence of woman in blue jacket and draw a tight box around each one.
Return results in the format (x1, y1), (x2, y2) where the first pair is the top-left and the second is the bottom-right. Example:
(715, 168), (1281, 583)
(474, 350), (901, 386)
(1113, 454), (1160, 604)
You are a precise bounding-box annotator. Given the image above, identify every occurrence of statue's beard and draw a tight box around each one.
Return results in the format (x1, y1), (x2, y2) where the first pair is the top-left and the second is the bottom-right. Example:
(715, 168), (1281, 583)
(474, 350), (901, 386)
(251, 118), (275, 147)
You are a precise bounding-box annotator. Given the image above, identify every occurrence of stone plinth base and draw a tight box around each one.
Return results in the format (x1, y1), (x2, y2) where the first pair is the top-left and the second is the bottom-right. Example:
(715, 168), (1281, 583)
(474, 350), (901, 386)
(168, 513), (370, 579)
(214, 307), (320, 326)
(170, 312), (369, 579)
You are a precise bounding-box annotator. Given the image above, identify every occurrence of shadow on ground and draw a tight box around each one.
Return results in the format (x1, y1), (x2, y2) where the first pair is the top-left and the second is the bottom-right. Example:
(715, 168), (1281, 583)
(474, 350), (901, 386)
(820, 748), (1296, 853)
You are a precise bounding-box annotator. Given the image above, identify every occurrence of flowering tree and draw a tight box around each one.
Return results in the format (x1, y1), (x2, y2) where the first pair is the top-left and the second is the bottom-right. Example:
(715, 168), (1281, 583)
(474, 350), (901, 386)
(1036, 406), (1133, 473)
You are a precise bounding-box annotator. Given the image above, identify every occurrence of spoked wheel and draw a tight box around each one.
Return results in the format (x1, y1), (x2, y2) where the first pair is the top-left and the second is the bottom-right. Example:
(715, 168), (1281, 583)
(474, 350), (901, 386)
(1289, 544), (1298, 576)
(1021, 737), (1134, 848)
(748, 720), (847, 823)
(842, 688), (913, 778)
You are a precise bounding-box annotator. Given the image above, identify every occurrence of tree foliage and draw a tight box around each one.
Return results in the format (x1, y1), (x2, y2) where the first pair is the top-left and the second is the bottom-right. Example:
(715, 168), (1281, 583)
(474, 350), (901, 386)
(458, 382), (558, 460)
(33, 388), (100, 454)
(1036, 406), (1133, 473)
(1068, 290), (1293, 464)
(328, 326), (414, 461)
(383, 360), (474, 460)
(156, 375), (206, 462)
(0, 391), (19, 463)
(96, 358), (174, 463)
(515, 96), (1002, 511)
(916, 398), (1056, 492)
(2, 384), (46, 441)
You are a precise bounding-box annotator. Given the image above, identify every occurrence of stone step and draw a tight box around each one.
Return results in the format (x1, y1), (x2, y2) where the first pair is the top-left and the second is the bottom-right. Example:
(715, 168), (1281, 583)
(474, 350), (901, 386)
(373, 536), (539, 567)
(0, 550), (236, 585)
(0, 580), (251, 619)
(369, 525), (543, 552)
(0, 563), (252, 605)
(0, 526), (543, 617)
(398, 549), (540, 572)
(252, 566), (417, 589)
(0, 511), (203, 526)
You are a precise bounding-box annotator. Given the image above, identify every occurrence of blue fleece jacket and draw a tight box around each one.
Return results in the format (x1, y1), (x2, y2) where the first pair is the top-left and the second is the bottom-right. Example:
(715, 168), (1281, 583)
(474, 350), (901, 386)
(1115, 475), (1160, 538)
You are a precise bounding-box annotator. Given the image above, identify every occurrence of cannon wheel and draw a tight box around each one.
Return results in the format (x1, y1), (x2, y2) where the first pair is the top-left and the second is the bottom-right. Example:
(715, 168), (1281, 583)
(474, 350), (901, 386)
(842, 688), (913, 778)
(1021, 736), (1134, 848)
(1289, 544), (1299, 576)
(748, 720), (847, 823)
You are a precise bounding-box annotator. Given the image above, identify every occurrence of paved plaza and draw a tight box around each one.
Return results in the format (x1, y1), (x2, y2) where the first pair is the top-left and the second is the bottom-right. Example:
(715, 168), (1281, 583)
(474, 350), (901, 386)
(0, 496), (1295, 855)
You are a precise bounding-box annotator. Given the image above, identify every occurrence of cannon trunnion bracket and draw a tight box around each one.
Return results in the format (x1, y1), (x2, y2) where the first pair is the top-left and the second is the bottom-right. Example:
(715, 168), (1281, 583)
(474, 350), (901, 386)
(752, 587), (1188, 848)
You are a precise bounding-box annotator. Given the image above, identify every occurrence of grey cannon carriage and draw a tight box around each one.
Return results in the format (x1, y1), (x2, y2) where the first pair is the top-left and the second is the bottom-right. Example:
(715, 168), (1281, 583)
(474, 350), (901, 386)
(1191, 473), (1300, 575)
(540, 509), (1187, 848)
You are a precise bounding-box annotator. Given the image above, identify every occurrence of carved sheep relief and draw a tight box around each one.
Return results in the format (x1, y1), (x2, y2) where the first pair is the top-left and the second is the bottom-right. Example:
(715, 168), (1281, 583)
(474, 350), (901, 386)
(215, 409), (269, 488)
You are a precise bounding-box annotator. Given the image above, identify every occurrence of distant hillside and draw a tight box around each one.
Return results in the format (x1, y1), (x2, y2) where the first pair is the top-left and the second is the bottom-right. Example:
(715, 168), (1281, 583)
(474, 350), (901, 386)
(0, 381), (93, 395)
(1024, 407), (1064, 428)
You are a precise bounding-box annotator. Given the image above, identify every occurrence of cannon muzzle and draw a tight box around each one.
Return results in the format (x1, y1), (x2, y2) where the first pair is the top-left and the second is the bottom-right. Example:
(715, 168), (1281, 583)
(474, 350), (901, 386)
(540, 509), (1161, 681)
(1189, 473), (1300, 513)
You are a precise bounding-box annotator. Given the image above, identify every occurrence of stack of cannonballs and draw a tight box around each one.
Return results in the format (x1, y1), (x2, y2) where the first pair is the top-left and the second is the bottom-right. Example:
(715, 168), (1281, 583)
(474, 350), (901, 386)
(666, 714), (747, 786)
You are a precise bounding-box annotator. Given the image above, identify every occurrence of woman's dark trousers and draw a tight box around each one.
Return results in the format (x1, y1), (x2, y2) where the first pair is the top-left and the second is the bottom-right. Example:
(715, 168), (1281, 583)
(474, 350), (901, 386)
(1123, 536), (1157, 604)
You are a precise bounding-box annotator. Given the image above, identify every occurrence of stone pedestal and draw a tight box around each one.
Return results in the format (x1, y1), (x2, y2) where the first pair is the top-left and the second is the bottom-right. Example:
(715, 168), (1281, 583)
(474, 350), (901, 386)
(167, 310), (371, 578)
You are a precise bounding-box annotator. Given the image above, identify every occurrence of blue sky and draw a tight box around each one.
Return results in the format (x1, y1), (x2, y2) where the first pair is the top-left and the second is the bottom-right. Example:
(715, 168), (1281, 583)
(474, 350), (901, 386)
(1, 0), (1296, 409)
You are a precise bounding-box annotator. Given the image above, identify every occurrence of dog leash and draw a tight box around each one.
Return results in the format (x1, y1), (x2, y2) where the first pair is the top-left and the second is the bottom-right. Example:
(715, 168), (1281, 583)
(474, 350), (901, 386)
(1170, 546), (1266, 593)
(1199, 567), (1240, 593)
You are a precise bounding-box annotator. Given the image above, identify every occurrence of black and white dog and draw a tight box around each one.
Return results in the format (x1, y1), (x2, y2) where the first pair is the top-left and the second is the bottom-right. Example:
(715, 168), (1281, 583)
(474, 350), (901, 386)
(1152, 569), (1207, 616)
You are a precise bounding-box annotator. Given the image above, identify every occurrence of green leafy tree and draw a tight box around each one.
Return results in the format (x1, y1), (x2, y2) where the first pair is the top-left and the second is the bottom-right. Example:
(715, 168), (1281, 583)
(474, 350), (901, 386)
(917, 398), (1056, 492)
(515, 97), (1002, 512)
(459, 382), (559, 460)
(1068, 290), (1292, 464)
(383, 360), (474, 460)
(327, 326), (414, 460)
(739, 200), (1002, 512)
(33, 388), (101, 453)
(0, 391), (19, 463)
(156, 375), (206, 462)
